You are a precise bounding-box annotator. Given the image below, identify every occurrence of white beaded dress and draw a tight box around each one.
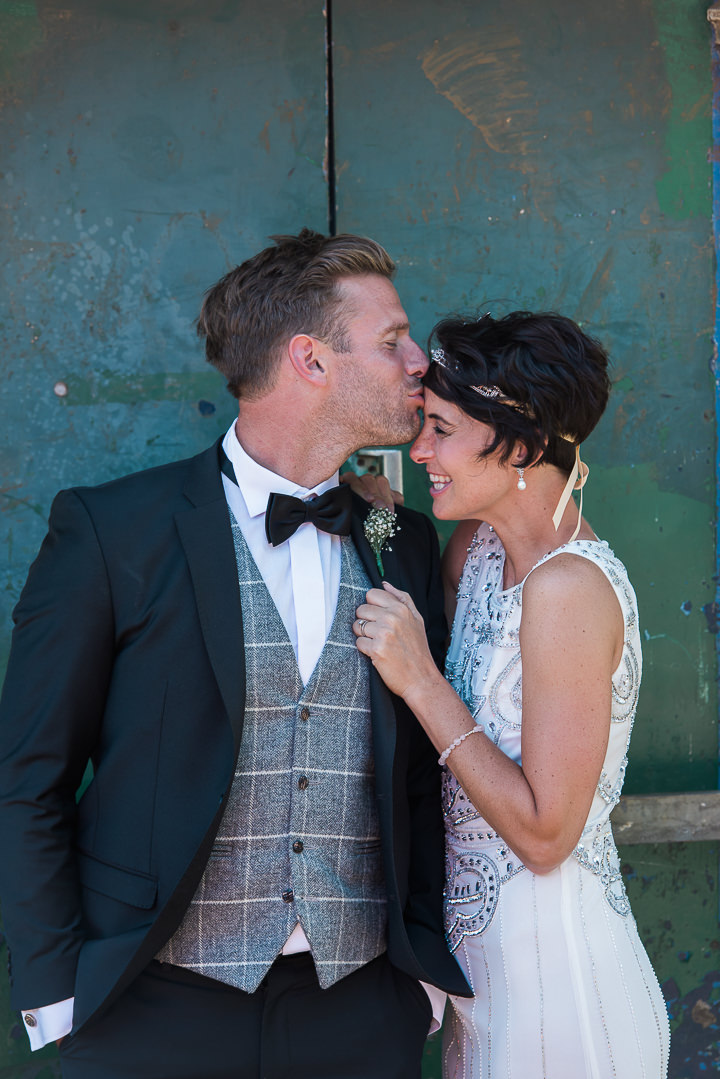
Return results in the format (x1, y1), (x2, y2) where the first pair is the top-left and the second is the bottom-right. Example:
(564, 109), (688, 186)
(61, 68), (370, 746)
(442, 522), (670, 1079)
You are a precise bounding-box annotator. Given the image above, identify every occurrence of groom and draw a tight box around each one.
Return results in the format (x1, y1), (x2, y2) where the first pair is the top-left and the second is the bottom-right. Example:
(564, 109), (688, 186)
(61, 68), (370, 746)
(0, 228), (468, 1078)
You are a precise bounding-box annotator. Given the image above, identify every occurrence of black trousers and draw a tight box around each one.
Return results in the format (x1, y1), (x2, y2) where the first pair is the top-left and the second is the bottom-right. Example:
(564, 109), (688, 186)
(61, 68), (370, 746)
(58, 952), (433, 1079)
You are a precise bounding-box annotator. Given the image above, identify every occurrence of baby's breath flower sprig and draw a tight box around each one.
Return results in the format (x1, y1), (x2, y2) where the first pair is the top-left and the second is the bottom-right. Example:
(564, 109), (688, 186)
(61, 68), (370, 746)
(363, 507), (400, 576)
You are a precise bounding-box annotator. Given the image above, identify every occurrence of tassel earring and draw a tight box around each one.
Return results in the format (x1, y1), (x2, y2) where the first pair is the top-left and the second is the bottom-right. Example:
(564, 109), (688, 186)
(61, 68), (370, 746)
(516, 467), (526, 491)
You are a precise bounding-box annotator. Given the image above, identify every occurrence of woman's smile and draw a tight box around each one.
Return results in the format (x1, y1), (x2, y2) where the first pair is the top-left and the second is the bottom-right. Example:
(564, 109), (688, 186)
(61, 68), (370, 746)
(428, 471), (452, 495)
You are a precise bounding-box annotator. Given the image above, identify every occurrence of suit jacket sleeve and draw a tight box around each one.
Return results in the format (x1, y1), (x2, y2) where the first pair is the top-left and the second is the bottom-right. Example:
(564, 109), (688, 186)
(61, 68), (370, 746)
(0, 489), (114, 1008)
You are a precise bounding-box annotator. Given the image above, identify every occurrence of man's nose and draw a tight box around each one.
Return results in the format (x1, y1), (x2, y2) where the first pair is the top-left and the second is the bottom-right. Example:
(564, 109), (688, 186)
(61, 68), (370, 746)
(406, 338), (429, 378)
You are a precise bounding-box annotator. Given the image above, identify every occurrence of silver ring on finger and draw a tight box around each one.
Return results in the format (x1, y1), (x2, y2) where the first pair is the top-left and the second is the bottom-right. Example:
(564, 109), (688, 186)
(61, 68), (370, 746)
(358, 618), (369, 637)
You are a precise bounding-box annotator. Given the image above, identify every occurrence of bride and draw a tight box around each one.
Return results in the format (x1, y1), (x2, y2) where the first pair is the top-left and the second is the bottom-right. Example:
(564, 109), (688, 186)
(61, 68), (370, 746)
(352, 311), (670, 1078)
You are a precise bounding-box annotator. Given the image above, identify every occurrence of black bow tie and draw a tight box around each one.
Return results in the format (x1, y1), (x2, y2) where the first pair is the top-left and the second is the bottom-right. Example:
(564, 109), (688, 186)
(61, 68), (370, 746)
(264, 486), (353, 547)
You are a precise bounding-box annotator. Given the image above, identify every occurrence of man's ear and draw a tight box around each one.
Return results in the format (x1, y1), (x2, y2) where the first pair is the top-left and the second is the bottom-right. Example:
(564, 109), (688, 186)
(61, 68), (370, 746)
(287, 333), (328, 385)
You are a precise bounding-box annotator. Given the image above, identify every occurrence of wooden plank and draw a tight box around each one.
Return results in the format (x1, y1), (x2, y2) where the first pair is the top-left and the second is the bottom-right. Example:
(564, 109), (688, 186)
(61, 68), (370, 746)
(611, 791), (720, 844)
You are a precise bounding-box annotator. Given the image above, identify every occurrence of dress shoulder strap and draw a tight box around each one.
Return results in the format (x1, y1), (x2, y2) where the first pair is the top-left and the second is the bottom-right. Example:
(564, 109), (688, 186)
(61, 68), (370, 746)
(523, 539), (639, 632)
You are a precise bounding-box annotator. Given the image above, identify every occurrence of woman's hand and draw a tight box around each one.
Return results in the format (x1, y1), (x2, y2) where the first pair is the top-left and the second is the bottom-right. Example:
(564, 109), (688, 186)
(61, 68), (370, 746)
(353, 581), (441, 699)
(339, 470), (403, 511)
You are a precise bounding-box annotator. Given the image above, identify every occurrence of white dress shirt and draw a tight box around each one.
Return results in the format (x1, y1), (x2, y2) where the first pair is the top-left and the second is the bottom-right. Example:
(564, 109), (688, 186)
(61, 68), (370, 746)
(24, 422), (444, 1046)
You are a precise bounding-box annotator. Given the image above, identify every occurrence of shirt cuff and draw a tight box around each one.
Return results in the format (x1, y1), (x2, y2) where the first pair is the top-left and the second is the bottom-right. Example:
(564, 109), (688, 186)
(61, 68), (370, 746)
(419, 980), (447, 1035)
(22, 997), (74, 1051)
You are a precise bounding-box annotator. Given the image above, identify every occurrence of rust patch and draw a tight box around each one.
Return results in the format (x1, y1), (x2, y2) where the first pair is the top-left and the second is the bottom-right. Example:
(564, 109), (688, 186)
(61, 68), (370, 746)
(199, 210), (223, 233)
(682, 95), (711, 124)
(692, 998), (716, 1029)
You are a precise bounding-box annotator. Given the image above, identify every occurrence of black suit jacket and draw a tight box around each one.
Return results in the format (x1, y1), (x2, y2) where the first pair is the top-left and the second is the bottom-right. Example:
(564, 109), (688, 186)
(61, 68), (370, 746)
(0, 438), (469, 1033)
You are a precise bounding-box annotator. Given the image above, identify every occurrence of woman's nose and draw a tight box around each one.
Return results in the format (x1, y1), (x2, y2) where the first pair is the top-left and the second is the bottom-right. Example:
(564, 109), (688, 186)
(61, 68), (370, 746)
(410, 429), (430, 463)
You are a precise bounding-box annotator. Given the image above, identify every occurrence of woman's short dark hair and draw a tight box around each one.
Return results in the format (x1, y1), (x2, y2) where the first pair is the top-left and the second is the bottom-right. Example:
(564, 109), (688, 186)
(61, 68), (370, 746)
(424, 311), (611, 474)
(198, 228), (395, 400)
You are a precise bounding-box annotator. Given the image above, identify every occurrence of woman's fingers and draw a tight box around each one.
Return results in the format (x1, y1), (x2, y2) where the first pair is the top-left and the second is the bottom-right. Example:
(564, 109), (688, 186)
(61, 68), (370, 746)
(381, 580), (417, 609)
(360, 584), (422, 629)
(352, 591), (434, 699)
(354, 588), (424, 652)
(362, 584), (413, 610)
(339, 471), (403, 509)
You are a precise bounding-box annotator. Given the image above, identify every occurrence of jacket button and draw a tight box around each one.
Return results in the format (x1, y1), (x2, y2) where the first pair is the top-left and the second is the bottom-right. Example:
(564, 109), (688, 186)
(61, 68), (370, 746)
(282, 889), (294, 903)
(23, 1014), (37, 1028)
(300, 707), (310, 721)
(292, 840), (304, 853)
(298, 776), (309, 790)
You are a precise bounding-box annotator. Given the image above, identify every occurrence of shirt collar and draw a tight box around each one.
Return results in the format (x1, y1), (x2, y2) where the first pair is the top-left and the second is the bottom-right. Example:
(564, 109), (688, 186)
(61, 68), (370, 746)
(222, 421), (341, 520)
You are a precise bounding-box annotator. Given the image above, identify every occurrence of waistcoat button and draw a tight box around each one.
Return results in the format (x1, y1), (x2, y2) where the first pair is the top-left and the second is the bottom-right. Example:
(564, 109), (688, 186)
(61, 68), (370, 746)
(282, 889), (294, 903)
(292, 840), (304, 853)
(298, 776), (309, 790)
(300, 707), (310, 721)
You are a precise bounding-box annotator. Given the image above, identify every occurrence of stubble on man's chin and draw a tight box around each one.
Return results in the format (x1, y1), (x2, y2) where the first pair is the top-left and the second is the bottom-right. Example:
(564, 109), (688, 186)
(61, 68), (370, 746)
(357, 411), (420, 450)
(330, 391), (422, 453)
(389, 406), (423, 446)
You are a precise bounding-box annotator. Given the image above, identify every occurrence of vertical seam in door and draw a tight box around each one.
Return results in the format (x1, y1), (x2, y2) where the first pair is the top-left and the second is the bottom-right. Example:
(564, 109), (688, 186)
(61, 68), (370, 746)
(708, 5), (720, 922)
(324, 0), (337, 235)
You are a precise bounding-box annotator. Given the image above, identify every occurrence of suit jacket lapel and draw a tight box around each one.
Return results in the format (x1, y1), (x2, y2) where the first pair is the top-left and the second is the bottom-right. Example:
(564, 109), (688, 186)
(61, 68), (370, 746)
(349, 494), (382, 587)
(349, 494), (397, 793)
(348, 492), (406, 589)
(175, 440), (246, 754)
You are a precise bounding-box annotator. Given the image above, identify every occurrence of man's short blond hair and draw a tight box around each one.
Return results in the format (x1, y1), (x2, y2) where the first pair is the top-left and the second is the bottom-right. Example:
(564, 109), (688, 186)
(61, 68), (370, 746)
(199, 228), (395, 399)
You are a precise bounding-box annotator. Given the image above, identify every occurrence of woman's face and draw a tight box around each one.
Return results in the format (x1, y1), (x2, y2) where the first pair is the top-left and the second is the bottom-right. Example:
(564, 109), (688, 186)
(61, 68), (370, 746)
(410, 389), (514, 520)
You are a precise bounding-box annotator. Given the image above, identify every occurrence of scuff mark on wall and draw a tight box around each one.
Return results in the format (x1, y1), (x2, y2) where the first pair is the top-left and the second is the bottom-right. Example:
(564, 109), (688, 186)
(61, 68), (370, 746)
(702, 601), (719, 634)
(574, 247), (615, 320)
(420, 29), (539, 157)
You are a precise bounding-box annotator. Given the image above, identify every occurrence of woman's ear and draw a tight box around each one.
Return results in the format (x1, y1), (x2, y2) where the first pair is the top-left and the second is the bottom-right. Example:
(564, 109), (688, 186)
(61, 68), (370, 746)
(510, 441), (529, 468)
(287, 333), (328, 385)
(511, 438), (546, 469)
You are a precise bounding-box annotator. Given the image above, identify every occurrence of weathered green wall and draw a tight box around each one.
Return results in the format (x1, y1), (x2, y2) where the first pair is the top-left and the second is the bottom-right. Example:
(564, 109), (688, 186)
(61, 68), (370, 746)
(0, 1), (717, 1075)
(331, 2), (715, 1075)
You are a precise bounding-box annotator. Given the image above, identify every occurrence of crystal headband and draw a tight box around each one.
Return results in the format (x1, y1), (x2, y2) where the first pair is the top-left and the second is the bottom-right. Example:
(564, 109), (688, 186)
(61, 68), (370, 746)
(431, 348), (526, 410)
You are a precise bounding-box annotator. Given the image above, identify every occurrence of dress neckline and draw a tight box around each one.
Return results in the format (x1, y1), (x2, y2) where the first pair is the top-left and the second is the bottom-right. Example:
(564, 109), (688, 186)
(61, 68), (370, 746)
(492, 534), (610, 597)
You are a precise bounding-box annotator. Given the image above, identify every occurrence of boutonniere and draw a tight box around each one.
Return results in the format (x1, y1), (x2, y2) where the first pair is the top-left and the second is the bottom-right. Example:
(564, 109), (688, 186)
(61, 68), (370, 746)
(363, 507), (400, 576)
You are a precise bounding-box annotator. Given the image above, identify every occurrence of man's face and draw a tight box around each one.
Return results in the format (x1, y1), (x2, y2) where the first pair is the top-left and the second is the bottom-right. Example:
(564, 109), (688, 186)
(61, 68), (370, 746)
(328, 275), (428, 448)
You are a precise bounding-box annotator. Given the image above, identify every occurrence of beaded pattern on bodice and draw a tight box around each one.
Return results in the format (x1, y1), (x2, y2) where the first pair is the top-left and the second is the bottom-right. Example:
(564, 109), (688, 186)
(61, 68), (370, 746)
(442, 523), (641, 952)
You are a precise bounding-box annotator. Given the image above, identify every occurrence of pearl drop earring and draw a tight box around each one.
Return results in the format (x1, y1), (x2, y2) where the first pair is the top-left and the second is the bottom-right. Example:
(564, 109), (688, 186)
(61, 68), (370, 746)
(516, 467), (526, 491)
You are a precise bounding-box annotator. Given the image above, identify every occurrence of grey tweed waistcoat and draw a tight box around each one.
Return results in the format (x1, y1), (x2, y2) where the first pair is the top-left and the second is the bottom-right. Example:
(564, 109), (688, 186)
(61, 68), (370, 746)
(157, 517), (387, 991)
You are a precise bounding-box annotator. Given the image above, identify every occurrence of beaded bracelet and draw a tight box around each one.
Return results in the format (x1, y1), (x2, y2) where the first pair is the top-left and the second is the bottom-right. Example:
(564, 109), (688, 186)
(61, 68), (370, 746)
(438, 725), (484, 767)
